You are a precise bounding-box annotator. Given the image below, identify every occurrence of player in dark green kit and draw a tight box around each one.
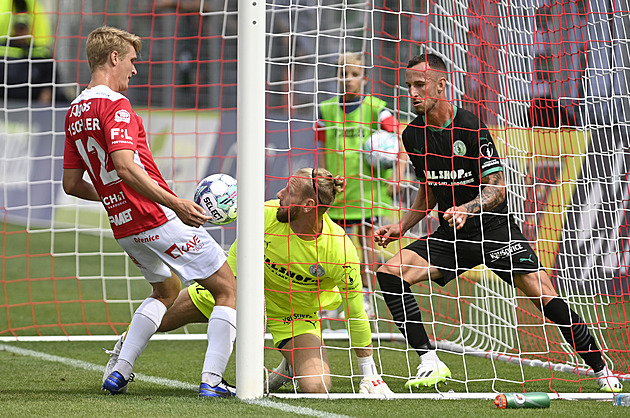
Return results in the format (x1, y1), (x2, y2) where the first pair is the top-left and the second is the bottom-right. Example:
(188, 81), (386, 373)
(374, 53), (622, 393)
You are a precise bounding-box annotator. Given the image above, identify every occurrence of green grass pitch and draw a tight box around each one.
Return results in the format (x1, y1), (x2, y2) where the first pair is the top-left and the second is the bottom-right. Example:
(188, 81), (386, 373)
(1, 223), (626, 415)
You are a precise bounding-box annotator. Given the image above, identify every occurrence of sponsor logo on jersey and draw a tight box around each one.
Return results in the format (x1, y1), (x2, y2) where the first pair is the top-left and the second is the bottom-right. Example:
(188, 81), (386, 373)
(110, 127), (133, 142)
(309, 264), (325, 277)
(108, 208), (132, 226)
(281, 312), (318, 325)
(164, 234), (205, 259)
(519, 254), (536, 264)
(133, 234), (160, 244)
(481, 159), (501, 172)
(424, 168), (474, 185)
(342, 264), (358, 286)
(480, 140), (494, 158)
(487, 242), (526, 262)
(115, 109), (131, 123)
(102, 191), (127, 207)
(266, 256), (317, 285)
(70, 101), (91, 117)
(338, 126), (362, 138)
(453, 140), (467, 156)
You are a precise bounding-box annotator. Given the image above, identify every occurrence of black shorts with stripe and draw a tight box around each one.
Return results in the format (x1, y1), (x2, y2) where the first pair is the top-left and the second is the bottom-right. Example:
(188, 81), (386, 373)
(404, 219), (543, 286)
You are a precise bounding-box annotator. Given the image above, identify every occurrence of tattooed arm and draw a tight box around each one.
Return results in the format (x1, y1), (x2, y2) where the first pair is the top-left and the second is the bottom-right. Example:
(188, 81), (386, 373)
(443, 171), (506, 230)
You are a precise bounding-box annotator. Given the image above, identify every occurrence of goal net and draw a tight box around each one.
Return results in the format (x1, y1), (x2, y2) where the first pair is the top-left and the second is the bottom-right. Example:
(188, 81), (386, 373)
(1, 0), (629, 397)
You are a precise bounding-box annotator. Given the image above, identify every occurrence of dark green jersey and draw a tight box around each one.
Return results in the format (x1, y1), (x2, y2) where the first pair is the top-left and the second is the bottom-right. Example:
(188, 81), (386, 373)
(402, 106), (506, 237)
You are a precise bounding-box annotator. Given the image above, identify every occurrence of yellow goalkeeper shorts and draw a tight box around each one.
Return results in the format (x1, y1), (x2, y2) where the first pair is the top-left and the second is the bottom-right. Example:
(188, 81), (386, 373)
(188, 283), (216, 318)
(267, 312), (322, 348)
(189, 283), (321, 348)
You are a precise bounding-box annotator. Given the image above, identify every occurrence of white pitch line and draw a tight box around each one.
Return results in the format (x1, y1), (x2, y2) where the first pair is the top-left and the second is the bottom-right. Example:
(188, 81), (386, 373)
(0, 343), (196, 390)
(0, 343), (350, 418)
(245, 398), (350, 418)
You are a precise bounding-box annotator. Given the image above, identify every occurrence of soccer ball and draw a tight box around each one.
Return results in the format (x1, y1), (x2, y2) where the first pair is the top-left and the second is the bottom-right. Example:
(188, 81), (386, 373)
(194, 173), (237, 225)
(362, 130), (399, 170)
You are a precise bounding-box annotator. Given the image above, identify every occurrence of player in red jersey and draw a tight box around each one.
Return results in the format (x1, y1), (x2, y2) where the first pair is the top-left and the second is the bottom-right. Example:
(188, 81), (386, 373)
(62, 26), (237, 398)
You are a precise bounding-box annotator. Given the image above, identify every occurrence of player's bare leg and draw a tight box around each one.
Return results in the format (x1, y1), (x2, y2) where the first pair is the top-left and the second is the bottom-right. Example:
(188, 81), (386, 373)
(378, 249), (437, 285)
(158, 289), (208, 332)
(196, 262), (237, 309)
(512, 270), (557, 308)
(279, 333), (331, 393)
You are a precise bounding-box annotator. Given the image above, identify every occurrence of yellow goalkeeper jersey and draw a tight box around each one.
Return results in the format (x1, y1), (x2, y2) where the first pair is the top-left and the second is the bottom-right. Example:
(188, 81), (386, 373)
(227, 199), (364, 319)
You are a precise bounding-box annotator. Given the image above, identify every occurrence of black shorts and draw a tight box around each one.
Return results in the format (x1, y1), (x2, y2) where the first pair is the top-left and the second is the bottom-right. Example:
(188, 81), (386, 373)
(404, 220), (543, 286)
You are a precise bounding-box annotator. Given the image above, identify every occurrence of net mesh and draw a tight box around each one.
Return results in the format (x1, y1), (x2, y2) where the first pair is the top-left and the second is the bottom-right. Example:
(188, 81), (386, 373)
(1, 0), (629, 393)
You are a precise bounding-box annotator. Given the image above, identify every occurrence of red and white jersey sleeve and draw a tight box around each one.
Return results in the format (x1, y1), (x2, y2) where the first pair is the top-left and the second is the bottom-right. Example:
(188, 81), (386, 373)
(63, 85), (175, 239)
(378, 108), (397, 133)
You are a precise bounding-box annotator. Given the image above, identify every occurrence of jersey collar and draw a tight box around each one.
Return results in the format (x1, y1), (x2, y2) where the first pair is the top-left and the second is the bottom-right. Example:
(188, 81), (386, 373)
(338, 96), (363, 114)
(423, 105), (457, 132)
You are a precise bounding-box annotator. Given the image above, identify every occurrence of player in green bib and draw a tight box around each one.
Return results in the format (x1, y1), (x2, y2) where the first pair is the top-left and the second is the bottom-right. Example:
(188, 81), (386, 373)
(316, 52), (403, 318)
(154, 168), (392, 394)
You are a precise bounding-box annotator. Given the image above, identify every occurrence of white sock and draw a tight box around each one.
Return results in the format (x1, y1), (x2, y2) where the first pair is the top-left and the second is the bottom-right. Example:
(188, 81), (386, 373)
(420, 350), (439, 365)
(358, 354), (378, 377)
(116, 297), (167, 380)
(202, 305), (236, 386)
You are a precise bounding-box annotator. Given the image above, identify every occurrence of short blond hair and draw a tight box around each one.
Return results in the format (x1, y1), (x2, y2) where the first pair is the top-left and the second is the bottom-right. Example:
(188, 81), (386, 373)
(86, 26), (142, 72)
(337, 52), (364, 67)
(336, 52), (365, 79)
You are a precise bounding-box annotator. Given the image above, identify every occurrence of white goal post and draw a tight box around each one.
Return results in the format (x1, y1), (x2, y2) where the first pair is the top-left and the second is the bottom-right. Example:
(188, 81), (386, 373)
(235, 0), (266, 399)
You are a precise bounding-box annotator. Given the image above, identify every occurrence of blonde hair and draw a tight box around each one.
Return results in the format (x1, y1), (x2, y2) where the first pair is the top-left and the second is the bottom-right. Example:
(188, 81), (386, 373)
(86, 26), (142, 72)
(337, 52), (364, 67)
(296, 167), (344, 211)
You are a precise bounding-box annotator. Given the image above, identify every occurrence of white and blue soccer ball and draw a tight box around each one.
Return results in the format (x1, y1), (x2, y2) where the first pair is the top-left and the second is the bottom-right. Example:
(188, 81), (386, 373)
(194, 173), (237, 225)
(362, 130), (399, 170)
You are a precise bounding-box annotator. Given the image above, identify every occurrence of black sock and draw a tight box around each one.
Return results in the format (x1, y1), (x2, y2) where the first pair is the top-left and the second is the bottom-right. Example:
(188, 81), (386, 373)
(543, 297), (605, 372)
(377, 271), (432, 357)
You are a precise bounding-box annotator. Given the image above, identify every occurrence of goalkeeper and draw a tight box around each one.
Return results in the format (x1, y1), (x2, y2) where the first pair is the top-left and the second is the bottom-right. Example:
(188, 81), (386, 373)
(138, 167), (391, 394)
(374, 53), (623, 393)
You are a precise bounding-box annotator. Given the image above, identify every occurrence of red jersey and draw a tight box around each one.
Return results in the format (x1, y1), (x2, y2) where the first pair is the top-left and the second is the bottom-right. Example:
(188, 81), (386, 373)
(63, 85), (176, 239)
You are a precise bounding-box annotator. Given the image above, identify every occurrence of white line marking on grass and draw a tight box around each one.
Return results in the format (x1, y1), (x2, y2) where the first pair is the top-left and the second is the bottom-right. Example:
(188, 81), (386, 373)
(245, 398), (350, 418)
(0, 343), (196, 390)
(0, 344), (350, 417)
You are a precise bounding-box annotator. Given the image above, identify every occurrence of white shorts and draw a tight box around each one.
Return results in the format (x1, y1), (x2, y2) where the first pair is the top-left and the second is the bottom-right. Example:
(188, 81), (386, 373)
(117, 218), (227, 287)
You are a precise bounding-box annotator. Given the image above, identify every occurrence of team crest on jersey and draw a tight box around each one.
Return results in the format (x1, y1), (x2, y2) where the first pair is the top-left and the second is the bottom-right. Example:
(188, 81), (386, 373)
(453, 140), (467, 156)
(115, 109), (131, 123)
(309, 264), (325, 277)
